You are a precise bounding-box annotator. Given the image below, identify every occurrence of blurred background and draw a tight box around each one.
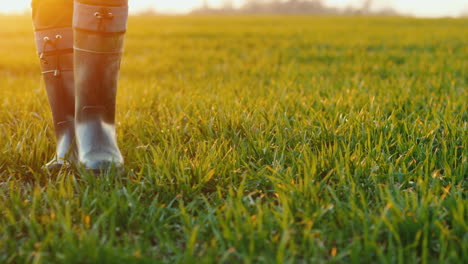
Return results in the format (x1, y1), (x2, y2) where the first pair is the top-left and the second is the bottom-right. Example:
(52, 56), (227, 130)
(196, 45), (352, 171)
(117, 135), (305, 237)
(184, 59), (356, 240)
(0, 0), (467, 17)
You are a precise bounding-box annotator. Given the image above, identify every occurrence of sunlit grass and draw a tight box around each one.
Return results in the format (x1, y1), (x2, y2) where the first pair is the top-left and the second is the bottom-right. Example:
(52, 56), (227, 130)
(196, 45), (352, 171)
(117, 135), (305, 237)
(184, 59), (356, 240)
(0, 16), (467, 263)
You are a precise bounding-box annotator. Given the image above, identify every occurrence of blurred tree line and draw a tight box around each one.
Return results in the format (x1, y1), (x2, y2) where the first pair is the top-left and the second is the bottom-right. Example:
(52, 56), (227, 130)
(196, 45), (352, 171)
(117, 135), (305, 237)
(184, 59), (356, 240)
(192, 0), (400, 15)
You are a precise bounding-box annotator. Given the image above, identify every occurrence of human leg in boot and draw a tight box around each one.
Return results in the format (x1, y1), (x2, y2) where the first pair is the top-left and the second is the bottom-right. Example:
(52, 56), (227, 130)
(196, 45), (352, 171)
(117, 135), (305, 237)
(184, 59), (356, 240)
(32, 0), (76, 171)
(73, 0), (128, 172)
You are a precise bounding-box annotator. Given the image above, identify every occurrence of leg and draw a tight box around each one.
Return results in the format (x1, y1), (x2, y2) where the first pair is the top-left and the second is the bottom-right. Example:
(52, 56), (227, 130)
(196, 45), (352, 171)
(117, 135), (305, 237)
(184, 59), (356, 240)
(32, 0), (76, 171)
(73, 0), (128, 172)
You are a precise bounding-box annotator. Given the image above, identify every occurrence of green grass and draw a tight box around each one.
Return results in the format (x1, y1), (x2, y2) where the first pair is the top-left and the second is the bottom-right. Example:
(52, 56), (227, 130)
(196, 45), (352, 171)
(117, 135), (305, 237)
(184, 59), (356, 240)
(0, 15), (467, 263)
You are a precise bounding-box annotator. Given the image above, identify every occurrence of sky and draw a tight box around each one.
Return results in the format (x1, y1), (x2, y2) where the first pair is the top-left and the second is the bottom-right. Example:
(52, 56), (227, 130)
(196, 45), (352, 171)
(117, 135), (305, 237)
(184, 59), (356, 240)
(0, 0), (467, 17)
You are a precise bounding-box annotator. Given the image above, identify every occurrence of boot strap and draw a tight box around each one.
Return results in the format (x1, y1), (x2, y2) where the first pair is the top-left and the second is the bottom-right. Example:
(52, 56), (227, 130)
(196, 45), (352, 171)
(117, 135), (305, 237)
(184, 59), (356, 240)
(35, 27), (73, 54)
(35, 28), (73, 76)
(73, 1), (128, 33)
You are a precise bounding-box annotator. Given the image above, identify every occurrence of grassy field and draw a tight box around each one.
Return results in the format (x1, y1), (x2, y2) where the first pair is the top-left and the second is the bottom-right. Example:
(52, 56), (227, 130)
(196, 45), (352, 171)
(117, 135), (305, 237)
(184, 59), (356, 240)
(0, 15), (466, 263)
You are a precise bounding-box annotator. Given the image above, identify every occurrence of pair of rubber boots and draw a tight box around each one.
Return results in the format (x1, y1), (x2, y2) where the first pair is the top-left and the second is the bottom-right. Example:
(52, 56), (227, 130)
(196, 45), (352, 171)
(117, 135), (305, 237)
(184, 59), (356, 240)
(35, 1), (128, 173)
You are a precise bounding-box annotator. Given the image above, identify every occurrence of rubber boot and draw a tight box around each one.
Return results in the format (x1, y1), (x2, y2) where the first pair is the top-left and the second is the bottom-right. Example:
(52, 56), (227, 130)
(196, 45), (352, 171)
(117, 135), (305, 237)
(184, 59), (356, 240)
(32, 0), (76, 171)
(73, 0), (128, 172)
(34, 28), (76, 171)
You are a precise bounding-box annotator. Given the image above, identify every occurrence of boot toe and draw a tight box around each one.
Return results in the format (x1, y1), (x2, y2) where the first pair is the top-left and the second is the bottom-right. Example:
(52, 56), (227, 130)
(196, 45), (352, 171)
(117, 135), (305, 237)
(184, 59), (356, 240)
(81, 152), (124, 174)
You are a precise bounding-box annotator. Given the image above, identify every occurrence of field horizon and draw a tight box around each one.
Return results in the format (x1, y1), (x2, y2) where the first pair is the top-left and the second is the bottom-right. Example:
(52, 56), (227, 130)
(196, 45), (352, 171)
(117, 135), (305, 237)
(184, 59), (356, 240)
(0, 15), (466, 263)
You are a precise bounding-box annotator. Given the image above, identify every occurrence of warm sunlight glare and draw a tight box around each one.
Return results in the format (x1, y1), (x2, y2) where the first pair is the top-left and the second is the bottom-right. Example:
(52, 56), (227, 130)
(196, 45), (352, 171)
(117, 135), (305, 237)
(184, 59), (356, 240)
(0, 0), (466, 17)
(0, 2), (27, 13)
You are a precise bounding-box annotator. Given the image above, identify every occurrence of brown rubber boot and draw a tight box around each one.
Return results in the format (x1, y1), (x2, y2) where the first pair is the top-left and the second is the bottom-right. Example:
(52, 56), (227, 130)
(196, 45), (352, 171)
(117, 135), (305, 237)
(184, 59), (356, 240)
(73, 0), (128, 172)
(34, 28), (76, 171)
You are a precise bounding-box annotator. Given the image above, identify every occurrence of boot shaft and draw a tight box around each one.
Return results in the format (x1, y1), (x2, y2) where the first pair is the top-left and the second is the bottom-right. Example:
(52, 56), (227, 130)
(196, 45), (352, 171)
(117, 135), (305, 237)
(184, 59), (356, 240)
(73, 0), (128, 124)
(34, 27), (75, 138)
